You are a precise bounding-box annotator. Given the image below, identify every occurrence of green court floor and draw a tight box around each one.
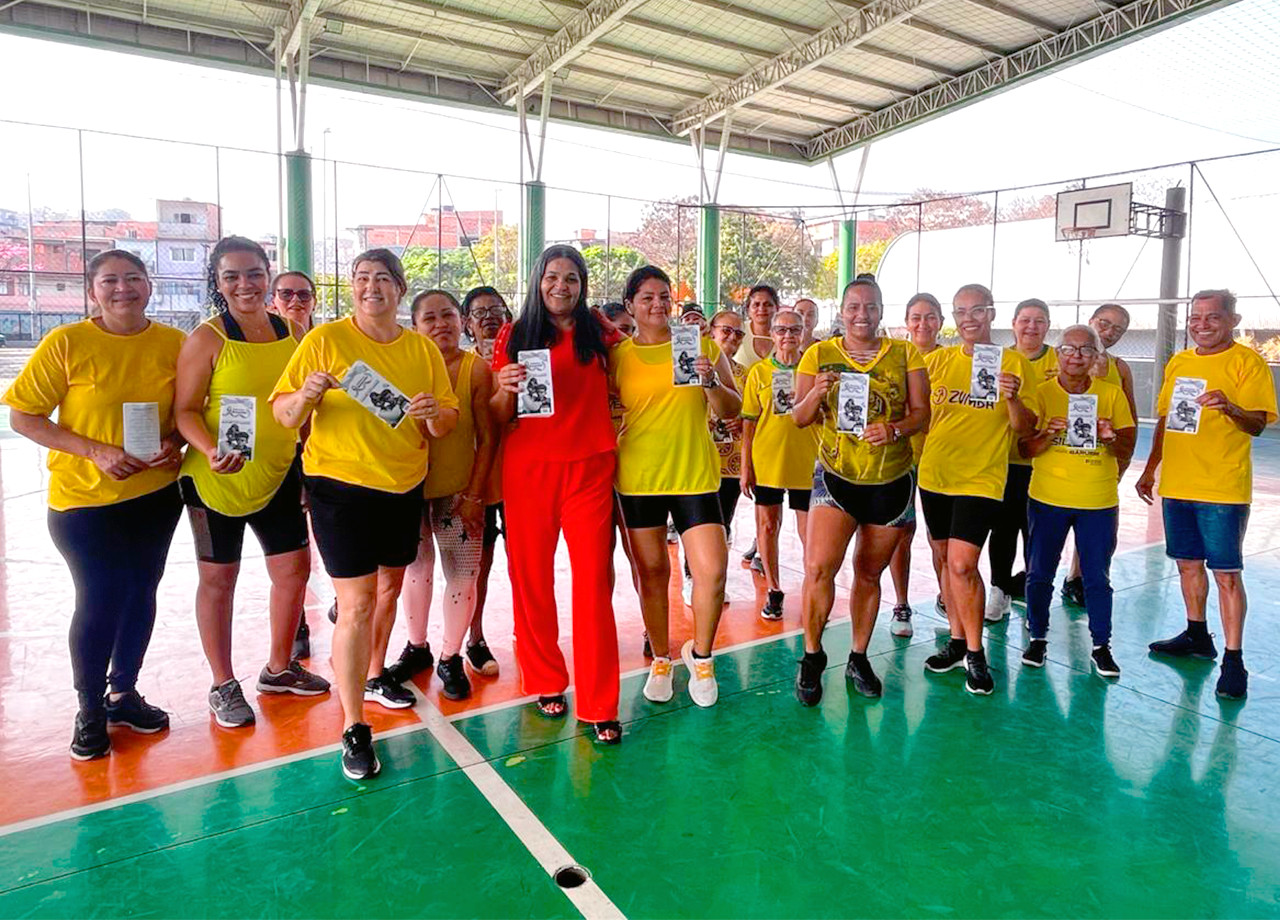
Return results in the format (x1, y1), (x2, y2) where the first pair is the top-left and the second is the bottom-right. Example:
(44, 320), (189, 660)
(3, 537), (1278, 920)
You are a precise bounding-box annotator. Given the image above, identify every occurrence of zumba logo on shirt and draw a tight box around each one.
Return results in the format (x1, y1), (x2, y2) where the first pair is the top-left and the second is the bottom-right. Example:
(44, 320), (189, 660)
(933, 385), (999, 409)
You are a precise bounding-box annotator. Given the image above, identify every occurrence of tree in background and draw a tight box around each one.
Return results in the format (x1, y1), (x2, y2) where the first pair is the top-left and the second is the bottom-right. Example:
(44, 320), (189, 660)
(581, 244), (647, 302)
(627, 197), (698, 286)
(810, 238), (890, 301)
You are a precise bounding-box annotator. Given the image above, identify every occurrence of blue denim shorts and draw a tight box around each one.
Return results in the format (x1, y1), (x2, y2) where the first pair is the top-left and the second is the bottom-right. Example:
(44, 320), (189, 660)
(1162, 498), (1250, 572)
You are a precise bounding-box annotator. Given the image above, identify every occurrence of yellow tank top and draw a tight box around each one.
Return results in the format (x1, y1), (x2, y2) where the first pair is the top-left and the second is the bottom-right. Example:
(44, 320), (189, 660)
(180, 317), (299, 516)
(425, 350), (477, 499)
(1098, 354), (1122, 387)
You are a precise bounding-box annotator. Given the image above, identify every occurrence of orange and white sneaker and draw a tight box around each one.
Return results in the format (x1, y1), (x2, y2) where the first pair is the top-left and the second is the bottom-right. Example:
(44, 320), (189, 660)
(681, 639), (719, 708)
(643, 657), (674, 703)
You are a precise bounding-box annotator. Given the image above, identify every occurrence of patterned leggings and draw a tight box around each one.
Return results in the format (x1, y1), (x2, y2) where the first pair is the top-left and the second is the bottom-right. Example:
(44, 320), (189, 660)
(401, 495), (483, 657)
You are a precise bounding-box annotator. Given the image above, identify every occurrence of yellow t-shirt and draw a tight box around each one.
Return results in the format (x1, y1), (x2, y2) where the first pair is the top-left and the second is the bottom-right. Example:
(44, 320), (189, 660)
(909, 346), (946, 467)
(3, 319), (185, 511)
(918, 345), (1035, 500)
(1009, 345), (1059, 466)
(1027, 378), (1135, 510)
(741, 357), (819, 490)
(424, 350), (477, 499)
(271, 316), (459, 494)
(796, 337), (925, 485)
(711, 357), (749, 478)
(1155, 342), (1277, 504)
(611, 336), (722, 496)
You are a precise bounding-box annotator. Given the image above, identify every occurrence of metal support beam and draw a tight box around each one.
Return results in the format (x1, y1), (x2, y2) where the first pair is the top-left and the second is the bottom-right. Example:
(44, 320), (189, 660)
(697, 205), (720, 309)
(501, 0), (649, 103)
(284, 150), (313, 274)
(1152, 186), (1186, 414)
(672, 0), (943, 134)
(837, 220), (857, 296)
(282, 0), (322, 57)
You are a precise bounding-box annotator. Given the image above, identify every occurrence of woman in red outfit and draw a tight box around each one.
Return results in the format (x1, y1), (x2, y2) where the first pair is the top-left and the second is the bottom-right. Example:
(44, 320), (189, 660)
(491, 245), (622, 744)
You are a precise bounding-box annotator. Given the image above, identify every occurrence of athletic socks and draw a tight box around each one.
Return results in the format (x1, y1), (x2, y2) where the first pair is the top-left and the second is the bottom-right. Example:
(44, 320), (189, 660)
(1187, 619), (1210, 639)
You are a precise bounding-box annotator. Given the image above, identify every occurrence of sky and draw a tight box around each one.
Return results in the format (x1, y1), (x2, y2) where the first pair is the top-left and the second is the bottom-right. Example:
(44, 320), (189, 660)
(1, 0), (1278, 243)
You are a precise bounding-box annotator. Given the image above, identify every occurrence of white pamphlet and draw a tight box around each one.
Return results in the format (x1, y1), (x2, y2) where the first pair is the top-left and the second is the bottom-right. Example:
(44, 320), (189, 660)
(1066, 393), (1098, 449)
(1167, 377), (1207, 434)
(517, 349), (555, 418)
(122, 401), (161, 461)
(342, 360), (410, 428)
(836, 372), (870, 436)
(218, 395), (256, 460)
(771, 369), (795, 416)
(970, 344), (1002, 404)
(671, 324), (701, 387)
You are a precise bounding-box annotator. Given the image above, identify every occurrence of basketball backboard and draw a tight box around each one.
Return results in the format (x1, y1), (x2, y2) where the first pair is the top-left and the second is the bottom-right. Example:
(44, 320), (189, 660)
(1055, 183), (1132, 241)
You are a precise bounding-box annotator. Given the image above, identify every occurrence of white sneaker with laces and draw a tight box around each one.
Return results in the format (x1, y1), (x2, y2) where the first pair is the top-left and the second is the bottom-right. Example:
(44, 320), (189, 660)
(984, 586), (1011, 622)
(681, 639), (719, 708)
(643, 657), (674, 703)
(890, 604), (914, 638)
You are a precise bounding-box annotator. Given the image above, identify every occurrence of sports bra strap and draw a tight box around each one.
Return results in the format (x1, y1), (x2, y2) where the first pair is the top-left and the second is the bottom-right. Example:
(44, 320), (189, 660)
(220, 310), (290, 342)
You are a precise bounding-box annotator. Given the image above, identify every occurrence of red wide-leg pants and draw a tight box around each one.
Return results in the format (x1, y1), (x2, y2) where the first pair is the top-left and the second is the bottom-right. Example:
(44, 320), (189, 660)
(503, 450), (620, 722)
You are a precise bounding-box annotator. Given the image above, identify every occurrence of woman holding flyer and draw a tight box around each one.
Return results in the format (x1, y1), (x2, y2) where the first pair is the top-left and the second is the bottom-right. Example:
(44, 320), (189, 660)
(611, 265), (741, 709)
(1018, 324), (1135, 677)
(4, 250), (185, 760)
(740, 309), (818, 621)
(271, 248), (458, 781)
(791, 279), (929, 705)
(175, 237), (329, 731)
(490, 245), (623, 743)
(916, 283), (1036, 696)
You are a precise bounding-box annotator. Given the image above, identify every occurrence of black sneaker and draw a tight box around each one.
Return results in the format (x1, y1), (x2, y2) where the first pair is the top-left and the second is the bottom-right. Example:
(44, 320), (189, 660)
(1022, 639), (1048, 668)
(465, 639), (499, 677)
(1149, 629), (1218, 659)
(104, 691), (170, 733)
(1009, 571), (1027, 602)
(364, 674), (416, 709)
(924, 639), (968, 673)
(327, 601), (338, 624)
(1091, 644), (1121, 678)
(1216, 656), (1248, 700)
(341, 723), (381, 780)
(965, 650), (995, 696)
(70, 710), (110, 761)
(1061, 576), (1086, 607)
(384, 642), (434, 686)
(292, 617), (311, 660)
(795, 650), (827, 706)
(760, 589), (784, 621)
(845, 653), (883, 698)
(436, 654), (472, 701)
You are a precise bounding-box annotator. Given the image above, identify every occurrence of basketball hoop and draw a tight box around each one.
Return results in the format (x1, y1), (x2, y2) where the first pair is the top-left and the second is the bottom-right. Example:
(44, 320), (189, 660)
(1060, 226), (1098, 241)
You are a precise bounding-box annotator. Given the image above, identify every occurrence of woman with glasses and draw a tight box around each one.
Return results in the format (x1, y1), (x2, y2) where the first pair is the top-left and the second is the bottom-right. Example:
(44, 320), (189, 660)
(917, 284), (1035, 696)
(1019, 324), (1135, 677)
(985, 298), (1059, 623)
(792, 280), (930, 704)
(271, 272), (317, 332)
(740, 310), (818, 621)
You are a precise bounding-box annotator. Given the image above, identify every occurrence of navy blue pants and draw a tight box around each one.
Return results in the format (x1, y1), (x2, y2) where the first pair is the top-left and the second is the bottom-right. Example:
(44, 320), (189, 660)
(1025, 498), (1118, 644)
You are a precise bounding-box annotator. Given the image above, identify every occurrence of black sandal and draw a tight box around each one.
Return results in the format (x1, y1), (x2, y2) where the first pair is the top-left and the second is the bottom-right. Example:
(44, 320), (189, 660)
(591, 721), (623, 745)
(535, 695), (568, 719)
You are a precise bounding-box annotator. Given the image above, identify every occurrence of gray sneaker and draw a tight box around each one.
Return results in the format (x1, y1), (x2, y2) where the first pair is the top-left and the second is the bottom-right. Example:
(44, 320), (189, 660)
(209, 678), (256, 728)
(257, 661), (331, 696)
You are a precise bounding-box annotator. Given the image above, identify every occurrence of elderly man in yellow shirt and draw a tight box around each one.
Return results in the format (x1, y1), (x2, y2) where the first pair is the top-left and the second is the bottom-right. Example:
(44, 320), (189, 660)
(1137, 289), (1277, 701)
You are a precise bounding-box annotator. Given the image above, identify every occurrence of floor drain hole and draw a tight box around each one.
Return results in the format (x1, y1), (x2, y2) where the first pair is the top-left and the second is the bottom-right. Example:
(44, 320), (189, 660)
(554, 865), (591, 889)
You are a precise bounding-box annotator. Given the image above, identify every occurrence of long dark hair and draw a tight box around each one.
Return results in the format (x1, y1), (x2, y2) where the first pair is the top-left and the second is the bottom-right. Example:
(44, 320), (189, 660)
(507, 244), (607, 365)
(206, 236), (271, 312)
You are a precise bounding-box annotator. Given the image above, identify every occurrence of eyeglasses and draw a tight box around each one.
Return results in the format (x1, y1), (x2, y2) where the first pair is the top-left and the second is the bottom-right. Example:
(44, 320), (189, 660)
(952, 306), (992, 320)
(773, 325), (803, 335)
(469, 305), (508, 318)
(712, 326), (745, 340)
(276, 288), (313, 303)
(1057, 345), (1098, 357)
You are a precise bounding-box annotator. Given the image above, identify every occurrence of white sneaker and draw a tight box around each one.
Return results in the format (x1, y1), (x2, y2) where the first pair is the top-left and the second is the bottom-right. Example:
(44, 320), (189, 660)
(984, 586), (1011, 622)
(681, 577), (693, 608)
(643, 657), (673, 703)
(890, 604), (914, 638)
(681, 639), (719, 708)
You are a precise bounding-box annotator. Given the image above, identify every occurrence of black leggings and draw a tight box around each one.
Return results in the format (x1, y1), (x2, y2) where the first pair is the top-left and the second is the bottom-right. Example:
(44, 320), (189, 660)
(987, 464), (1033, 594)
(718, 477), (741, 535)
(47, 484), (183, 711)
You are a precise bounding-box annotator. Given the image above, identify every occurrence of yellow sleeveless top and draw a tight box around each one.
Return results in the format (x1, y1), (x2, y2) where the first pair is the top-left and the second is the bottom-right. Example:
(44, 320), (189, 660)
(425, 350), (477, 499)
(1098, 354), (1122, 387)
(180, 317), (299, 516)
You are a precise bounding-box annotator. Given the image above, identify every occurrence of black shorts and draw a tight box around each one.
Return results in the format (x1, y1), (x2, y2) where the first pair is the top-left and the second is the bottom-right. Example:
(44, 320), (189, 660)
(305, 475), (424, 578)
(812, 467), (913, 528)
(484, 502), (505, 549)
(919, 488), (1003, 548)
(180, 465), (309, 565)
(617, 491), (724, 534)
(753, 485), (811, 512)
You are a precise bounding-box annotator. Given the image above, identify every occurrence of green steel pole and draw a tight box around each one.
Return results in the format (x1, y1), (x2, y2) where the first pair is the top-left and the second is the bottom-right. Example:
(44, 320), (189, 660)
(285, 151), (313, 275)
(697, 204), (720, 310)
(521, 180), (546, 293)
(837, 218), (856, 296)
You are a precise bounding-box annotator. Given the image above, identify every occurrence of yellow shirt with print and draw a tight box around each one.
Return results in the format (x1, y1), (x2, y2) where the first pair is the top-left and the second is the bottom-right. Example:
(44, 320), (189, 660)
(1009, 345), (1059, 466)
(3, 319), (186, 511)
(918, 345), (1035, 501)
(1028, 378), (1135, 510)
(1155, 342), (1277, 504)
(741, 357), (818, 491)
(710, 357), (749, 478)
(611, 336), (722, 496)
(909, 346), (946, 467)
(797, 337), (924, 486)
(271, 316), (459, 494)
